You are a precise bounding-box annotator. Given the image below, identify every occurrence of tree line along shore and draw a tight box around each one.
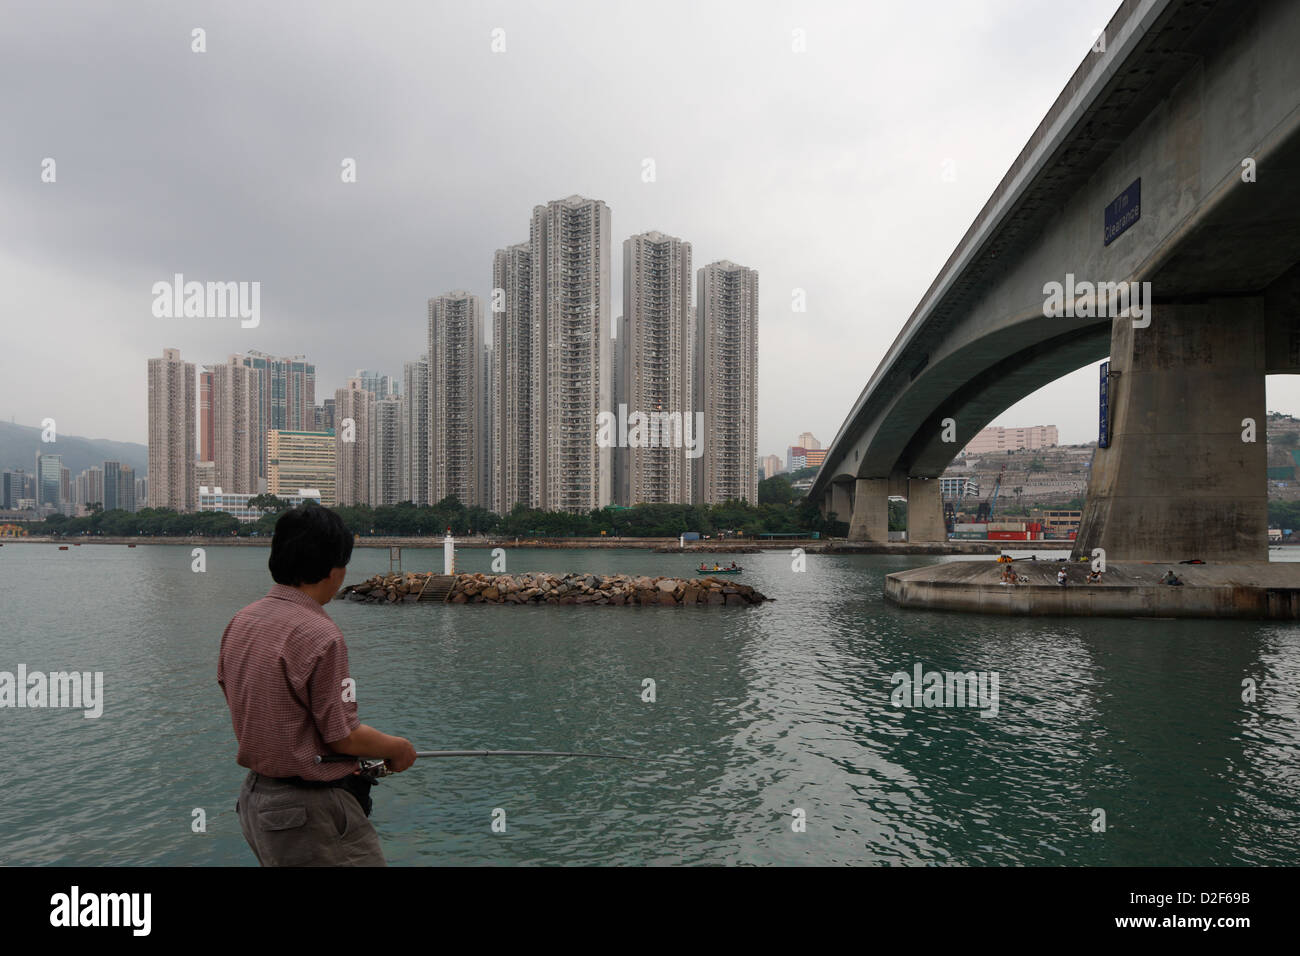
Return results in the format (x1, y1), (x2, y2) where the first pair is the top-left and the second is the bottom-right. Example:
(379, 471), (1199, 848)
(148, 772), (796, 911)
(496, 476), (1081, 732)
(9, 490), (842, 541)
(5, 534), (830, 550)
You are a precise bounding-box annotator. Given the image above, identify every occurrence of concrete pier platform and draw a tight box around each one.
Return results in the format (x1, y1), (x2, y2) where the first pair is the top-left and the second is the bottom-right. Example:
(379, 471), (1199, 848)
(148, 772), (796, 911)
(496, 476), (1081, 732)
(884, 561), (1300, 619)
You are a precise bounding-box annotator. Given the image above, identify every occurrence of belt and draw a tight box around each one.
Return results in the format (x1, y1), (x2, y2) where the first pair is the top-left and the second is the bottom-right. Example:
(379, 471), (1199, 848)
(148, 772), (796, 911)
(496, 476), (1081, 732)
(250, 770), (374, 816)
(250, 770), (350, 787)
(278, 774), (351, 788)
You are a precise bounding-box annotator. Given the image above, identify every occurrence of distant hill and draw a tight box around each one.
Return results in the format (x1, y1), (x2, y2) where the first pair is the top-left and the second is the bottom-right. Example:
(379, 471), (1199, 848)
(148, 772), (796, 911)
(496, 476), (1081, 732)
(0, 420), (147, 477)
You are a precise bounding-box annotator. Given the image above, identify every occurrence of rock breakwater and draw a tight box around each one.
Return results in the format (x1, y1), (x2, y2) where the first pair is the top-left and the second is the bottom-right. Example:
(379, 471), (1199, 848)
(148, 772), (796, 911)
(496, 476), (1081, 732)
(339, 571), (769, 606)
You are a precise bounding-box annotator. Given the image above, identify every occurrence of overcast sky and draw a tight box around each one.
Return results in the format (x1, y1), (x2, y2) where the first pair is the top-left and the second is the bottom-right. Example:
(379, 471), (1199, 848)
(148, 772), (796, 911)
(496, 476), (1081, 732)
(5, 0), (1293, 458)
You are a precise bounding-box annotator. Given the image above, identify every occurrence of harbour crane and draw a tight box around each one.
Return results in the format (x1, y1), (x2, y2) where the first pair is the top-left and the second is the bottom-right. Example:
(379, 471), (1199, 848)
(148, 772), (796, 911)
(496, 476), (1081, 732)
(976, 464), (1008, 522)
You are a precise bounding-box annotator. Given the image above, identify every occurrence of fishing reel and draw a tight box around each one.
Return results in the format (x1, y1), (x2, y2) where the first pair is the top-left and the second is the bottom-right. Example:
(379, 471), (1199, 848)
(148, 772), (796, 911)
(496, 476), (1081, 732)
(355, 758), (394, 781)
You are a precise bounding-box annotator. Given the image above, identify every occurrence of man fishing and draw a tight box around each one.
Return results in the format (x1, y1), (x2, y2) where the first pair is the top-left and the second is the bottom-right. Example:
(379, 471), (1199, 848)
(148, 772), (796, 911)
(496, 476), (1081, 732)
(218, 502), (417, 866)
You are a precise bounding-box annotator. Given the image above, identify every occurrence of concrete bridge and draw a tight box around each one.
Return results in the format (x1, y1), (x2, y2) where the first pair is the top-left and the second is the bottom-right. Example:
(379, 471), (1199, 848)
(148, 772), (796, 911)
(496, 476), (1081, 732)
(811, 0), (1300, 562)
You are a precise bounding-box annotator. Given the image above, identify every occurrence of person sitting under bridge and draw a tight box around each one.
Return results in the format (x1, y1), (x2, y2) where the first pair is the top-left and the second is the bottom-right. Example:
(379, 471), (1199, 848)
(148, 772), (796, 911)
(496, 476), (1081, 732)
(1057, 568), (1068, 587)
(1162, 570), (1184, 587)
(1087, 569), (1102, 583)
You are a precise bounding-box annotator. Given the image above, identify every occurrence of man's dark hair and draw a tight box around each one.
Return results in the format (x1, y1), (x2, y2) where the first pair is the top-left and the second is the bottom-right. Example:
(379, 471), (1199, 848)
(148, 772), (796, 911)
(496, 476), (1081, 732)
(268, 502), (354, 586)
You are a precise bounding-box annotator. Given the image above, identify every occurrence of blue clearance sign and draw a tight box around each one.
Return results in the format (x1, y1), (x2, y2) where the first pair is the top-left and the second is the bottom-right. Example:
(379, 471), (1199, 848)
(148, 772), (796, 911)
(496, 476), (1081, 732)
(1099, 361), (1110, 448)
(1104, 178), (1141, 245)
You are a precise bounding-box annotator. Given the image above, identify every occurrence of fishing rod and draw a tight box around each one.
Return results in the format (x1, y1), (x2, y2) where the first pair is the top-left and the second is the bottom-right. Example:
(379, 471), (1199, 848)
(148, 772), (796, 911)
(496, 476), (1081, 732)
(316, 749), (637, 779)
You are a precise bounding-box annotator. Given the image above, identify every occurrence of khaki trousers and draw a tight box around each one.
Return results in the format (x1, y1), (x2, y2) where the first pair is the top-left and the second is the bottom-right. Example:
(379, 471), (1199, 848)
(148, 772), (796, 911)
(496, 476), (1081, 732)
(237, 770), (387, 866)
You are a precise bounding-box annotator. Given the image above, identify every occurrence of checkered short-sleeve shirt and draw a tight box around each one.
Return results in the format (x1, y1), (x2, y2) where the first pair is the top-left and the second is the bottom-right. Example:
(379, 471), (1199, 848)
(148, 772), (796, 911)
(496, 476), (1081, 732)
(218, 584), (361, 780)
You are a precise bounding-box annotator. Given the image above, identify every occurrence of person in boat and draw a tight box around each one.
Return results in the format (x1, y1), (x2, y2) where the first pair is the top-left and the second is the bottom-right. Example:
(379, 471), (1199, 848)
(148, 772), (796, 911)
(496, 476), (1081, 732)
(728, 562), (737, 570)
(218, 502), (416, 866)
(699, 562), (707, 572)
(713, 563), (720, 571)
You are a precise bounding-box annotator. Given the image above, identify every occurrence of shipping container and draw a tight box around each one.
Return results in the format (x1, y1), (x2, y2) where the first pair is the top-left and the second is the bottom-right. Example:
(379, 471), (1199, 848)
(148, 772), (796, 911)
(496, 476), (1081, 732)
(987, 530), (1031, 540)
(988, 521), (1026, 532)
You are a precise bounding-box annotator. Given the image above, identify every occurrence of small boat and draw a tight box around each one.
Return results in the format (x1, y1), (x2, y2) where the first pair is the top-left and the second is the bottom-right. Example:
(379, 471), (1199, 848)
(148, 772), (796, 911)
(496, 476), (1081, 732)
(695, 567), (743, 575)
(58, 545), (68, 550)
(127, 544), (137, 548)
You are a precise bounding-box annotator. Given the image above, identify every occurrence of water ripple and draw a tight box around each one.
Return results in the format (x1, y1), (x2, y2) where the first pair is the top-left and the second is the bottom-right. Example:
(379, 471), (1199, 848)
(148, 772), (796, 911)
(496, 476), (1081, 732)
(0, 545), (1297, 865)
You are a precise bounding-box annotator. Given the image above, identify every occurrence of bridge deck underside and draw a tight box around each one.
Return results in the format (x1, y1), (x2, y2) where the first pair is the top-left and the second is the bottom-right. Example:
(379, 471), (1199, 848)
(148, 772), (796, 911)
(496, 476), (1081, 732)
(826, 106), (1300, 491)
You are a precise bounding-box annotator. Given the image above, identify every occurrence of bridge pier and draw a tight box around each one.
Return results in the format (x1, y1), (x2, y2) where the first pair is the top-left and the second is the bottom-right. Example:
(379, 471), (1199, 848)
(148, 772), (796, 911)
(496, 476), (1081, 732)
(847, 478), (890, 542)
(1072, 300), (1268, 563)
(845, 475), (947, 543)
(829, 482), (852, 527)
(907, 477), (946, 544)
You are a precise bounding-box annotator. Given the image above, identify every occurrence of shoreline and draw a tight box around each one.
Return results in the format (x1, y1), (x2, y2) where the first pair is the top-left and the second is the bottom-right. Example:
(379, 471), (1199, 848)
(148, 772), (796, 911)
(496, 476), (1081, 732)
(17, 536), (1295, 556)
(0, 534), (1028, 554)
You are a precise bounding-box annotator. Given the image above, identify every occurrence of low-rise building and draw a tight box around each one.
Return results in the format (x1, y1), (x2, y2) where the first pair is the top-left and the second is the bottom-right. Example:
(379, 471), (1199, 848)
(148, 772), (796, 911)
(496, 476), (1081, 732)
(198, 486), (322, 523)
(940, 476), (980, 499)
(1042, 509), (1082, 537)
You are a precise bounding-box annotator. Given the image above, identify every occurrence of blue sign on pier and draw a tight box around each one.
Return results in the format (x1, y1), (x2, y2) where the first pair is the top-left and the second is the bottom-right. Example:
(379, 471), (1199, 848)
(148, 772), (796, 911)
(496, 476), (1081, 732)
(1104, 178), (1141, 245)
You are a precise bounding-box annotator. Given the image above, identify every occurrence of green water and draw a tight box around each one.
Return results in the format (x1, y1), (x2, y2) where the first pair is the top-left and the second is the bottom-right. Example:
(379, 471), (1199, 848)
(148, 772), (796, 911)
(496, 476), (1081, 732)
(1, 543), (1297, 866)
